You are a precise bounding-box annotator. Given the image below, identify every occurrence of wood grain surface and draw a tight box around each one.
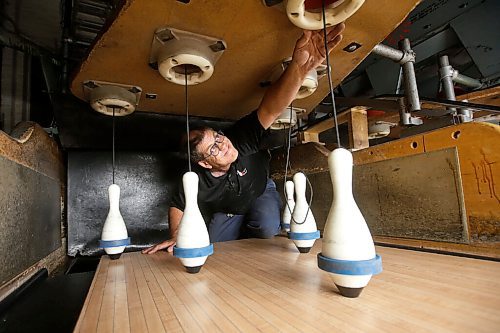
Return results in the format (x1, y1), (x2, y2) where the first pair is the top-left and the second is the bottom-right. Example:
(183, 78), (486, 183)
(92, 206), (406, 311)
(74, 237), (500, 332)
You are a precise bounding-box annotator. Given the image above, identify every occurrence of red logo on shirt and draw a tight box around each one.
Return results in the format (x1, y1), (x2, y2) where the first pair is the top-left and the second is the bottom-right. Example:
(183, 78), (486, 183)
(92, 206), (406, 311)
(237, 168), (247, 177)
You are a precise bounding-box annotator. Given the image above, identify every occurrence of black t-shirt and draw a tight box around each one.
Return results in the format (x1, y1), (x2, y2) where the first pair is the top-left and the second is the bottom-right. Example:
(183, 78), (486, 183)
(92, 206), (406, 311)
(171, 111), (270, 220)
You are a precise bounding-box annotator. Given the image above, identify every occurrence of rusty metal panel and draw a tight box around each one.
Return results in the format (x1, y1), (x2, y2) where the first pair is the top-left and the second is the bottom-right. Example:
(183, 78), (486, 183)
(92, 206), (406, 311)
(0, 156), (61, 285)
(305, 148), (468, 243)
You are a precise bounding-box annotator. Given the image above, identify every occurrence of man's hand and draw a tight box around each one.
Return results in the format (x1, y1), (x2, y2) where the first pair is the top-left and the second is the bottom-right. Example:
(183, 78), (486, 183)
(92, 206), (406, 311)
(291, 22), (345, 75)
(142, 239), (176, 254)
(257, 23), (345, 130)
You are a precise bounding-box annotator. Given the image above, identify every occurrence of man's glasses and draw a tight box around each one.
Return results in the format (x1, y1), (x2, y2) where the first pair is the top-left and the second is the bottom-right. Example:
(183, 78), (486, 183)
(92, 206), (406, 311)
(204, 131), (224, 159)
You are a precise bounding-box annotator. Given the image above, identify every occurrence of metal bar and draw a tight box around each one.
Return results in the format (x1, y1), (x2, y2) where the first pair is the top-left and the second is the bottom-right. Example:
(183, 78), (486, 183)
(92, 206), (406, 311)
(453, 73), (483, 89)
(377, 94), (500, 113)
(334, 97), (400, 111)
(398, 97), (411, 126)
(372, 43), (404, 62)
(438, 55), (457, 113)
(400, 39), (421, 113)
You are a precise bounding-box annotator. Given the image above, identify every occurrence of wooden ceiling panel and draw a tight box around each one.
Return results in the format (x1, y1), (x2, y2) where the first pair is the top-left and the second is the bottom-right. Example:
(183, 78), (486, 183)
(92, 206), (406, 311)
(70, 0), (422, 120)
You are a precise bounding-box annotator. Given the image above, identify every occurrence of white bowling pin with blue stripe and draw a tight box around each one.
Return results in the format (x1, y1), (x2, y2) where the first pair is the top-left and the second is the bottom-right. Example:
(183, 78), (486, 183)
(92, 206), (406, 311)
(100, 184), (130, 260)
(174, 171), (213, 273)
(318, 148), (382, 298)
(289, 172), (319, 253)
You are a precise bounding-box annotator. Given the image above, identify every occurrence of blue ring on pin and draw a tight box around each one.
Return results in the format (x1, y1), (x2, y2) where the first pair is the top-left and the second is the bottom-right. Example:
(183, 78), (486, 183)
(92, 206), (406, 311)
(99, 237), (131, 248)
(288, 230), (320, 240)
(317, 253), (383, 275)
(282, 223), (290, 229)
(173, 244), (214, 258)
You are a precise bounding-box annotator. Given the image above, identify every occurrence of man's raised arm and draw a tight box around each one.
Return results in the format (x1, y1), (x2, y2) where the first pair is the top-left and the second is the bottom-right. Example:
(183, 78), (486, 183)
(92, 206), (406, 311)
(257, 23), (345, 130)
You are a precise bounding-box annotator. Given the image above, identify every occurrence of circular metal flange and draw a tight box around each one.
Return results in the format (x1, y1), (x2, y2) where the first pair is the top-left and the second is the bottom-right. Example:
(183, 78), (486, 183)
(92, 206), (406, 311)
(286, 0), (365, 30)
(90, 85), (137, 116)
(157, 37), (217, 85)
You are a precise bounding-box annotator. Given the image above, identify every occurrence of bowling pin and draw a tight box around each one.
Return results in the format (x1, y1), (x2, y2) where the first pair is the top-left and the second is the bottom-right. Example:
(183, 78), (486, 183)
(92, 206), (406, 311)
(174, 171), (213, 273)
(99, 184), (130, 260)
(318, 148), (382, 298)
(289, 172), (320, 253)
(282, 180), (295, 233)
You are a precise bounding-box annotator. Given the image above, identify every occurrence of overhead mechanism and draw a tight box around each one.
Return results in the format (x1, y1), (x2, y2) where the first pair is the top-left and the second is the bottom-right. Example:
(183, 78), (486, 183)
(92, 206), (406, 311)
(83, 81), (142, 116)
(149, 27), (226, 85)
(270, 107), (305, 130)
(368, 121), (396, 139)
(265, 0), (365, 30)
(263, 58), (326, 100)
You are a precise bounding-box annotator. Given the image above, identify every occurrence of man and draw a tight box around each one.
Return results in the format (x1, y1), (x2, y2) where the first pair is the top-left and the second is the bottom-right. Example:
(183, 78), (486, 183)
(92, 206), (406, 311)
(143, 23), (345, 254)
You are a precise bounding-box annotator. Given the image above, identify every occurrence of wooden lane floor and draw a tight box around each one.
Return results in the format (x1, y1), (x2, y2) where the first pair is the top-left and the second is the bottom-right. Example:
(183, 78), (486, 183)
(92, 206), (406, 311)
(74, 237), (500, 332)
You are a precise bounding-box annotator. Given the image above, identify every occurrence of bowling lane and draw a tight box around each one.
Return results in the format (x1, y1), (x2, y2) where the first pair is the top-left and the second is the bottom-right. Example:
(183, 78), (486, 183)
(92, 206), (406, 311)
(74, 237), (500, 333)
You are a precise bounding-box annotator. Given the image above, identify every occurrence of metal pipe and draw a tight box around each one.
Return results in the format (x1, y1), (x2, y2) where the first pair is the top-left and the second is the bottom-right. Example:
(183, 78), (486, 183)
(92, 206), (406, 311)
(398, 97), (411, 126)
(399, 39), (421, 113)
(439, 55), (456, 99)
(61, 0), (73, 94)
(439, 55), (457, 113)
(457, 99), (473, 123)
(373, 41), (421, 122)
(372, 43), (405, 63)
(453, 72), (483, 89)
(395, 67), (403, 94)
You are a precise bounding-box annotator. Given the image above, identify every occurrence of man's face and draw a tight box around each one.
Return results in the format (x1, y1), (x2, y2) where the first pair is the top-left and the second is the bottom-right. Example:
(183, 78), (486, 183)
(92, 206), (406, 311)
(197, 130), (238, 171)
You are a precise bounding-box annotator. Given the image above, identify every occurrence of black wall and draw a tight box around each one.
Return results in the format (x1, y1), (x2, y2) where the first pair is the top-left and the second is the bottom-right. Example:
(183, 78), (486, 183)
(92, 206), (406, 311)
(67, 150), (186, 256)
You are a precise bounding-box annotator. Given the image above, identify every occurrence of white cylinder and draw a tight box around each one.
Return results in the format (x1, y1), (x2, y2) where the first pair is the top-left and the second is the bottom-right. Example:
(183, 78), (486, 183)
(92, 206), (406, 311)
(322, 148), (376, 288)
(101, 184), (128, 255)
(291, 172), (318, 249)
(176, 172), (211, 268)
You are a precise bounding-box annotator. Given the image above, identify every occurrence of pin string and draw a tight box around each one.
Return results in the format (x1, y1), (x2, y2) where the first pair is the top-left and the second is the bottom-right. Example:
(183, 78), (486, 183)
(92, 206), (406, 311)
(185, 66), (192, 172)
(322, 0), (341, 147)
(282, 104), (313, 226)
(112, 106), (116, 184)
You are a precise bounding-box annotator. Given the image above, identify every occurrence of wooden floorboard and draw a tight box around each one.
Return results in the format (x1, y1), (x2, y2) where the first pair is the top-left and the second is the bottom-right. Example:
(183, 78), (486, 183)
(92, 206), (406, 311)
(74, 237), (500, 333)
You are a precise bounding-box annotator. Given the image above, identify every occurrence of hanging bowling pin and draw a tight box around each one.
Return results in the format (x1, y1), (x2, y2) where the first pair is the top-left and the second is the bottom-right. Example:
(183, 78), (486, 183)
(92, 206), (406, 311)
(99, 184), (130, 260)
(282, 180), (295, 233)
(289, 172), (320, 253)
(318, 148), (382, 298)
(173, 171), (214, 273)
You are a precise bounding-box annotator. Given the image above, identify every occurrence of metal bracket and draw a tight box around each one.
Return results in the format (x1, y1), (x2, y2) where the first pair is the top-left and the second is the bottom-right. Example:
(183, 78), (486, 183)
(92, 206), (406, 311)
(83, 80), (142, 116)
(149, 27), (226, 85)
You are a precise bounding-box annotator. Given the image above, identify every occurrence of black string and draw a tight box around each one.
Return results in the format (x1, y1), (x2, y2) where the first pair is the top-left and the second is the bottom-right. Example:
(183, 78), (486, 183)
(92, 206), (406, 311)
(322, 0), (342, 147)
(185, 66), (192, 172)
(282, 104), (313, 226)
(112, 107), (115, 184)
(283, 105), (293, 214)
